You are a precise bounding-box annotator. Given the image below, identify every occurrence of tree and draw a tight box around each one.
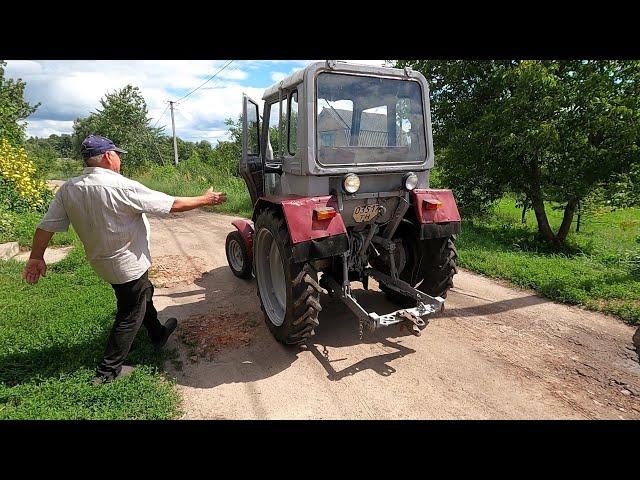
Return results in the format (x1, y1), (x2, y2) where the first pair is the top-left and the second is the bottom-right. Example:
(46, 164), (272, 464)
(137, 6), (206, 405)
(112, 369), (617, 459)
(48, 133), (74, 158)
(72, 85), (165, 172)
(0, 60), (39, 146)
(396, 60), (640, 246)
(217, 116), (243, 175)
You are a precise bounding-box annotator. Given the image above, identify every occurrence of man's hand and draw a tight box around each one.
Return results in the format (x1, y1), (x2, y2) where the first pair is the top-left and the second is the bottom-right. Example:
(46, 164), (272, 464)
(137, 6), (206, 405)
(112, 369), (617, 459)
(202, 187), (227, 206)
(23, 257), (47, 285)
(170, 189), (227, 212)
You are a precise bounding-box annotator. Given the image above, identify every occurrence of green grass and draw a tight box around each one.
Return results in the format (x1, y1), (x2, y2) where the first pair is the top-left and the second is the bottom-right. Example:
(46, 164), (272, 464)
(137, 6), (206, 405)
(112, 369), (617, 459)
(457, 198), (640, 324)
(132, 162), (252, 219)
(0, 210), (78, 247)
(0, 241), (181, 419)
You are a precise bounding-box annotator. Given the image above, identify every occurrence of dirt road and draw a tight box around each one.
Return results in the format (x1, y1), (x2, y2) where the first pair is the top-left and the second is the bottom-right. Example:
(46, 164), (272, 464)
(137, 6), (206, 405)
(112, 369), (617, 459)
(148, 209), (640, 419)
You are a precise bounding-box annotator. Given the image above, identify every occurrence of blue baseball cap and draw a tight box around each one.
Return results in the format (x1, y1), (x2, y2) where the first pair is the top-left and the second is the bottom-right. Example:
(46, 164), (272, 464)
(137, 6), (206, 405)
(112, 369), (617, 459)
(80, 135), (127, 160)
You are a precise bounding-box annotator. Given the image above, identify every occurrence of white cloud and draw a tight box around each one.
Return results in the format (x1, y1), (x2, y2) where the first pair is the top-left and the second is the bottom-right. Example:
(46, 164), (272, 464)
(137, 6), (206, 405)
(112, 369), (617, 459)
(2, 59), (396, 145)
(270, 72), (287, 82)
(170, 83), (266, 141)
(3, 60), (260, 144)
(343, 60), (394, 67)
(23, 119), (75, 138)
(218, 68), (248, 80)
(4, 60), (43, 76)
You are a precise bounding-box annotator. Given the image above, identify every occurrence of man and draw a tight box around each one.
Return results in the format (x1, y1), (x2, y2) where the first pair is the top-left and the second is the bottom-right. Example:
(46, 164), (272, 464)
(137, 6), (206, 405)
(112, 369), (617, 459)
(22, 134), (226, 385)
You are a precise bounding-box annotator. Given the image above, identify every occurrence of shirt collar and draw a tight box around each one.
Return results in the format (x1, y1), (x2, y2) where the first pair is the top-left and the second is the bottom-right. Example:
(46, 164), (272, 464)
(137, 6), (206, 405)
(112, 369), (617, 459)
(83, 166), (121, 176)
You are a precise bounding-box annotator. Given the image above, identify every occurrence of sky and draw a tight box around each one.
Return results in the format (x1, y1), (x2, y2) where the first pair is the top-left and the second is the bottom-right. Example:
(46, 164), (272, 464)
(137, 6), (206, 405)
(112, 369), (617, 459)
(4, 60), (391, 145)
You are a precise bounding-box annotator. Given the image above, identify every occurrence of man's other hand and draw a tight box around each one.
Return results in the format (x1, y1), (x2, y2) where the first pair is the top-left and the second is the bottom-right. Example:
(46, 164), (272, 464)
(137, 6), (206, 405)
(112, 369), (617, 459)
(202, 187), (227, 206)
(23, 258), (47, 285)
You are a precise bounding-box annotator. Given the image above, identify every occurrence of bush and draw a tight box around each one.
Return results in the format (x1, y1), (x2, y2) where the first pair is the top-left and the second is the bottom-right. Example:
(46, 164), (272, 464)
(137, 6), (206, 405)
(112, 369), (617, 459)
(0, 139), (52, 213)
(0, 205), (15, 242)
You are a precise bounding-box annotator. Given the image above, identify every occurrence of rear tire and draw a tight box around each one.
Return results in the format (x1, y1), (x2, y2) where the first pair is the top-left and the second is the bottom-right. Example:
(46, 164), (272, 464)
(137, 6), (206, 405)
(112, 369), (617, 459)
(254, 209), (322, 345)
(417, 236), (458, 299)
(376, 222), (457, 305)
(226, 231), (253, 279)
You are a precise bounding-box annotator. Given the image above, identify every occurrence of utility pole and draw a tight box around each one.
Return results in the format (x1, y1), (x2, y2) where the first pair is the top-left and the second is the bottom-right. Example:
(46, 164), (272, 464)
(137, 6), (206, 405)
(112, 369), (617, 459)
(169, 101), (179, 165)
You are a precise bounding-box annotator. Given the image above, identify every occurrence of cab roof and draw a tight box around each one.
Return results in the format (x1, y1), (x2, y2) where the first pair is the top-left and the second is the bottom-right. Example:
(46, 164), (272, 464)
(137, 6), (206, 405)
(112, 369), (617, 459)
(261, 61), (410, 100)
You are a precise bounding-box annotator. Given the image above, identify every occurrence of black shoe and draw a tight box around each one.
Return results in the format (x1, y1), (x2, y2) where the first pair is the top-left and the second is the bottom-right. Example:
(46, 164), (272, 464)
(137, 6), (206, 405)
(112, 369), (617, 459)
(152, 318), (178, 349)
(91, 365), (135, 386)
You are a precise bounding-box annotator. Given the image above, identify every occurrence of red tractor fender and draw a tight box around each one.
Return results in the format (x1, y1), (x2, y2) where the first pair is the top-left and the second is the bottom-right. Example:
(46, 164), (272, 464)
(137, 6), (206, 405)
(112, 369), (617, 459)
(231, 219), (255, 262)
(253, 195), (347, 245)
(411, 189), (461, 224)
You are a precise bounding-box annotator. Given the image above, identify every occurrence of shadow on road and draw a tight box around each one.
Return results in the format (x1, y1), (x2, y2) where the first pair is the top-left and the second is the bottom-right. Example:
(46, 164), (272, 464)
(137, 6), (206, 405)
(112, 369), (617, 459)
(157, 266), (423, 388)
(441, 291), (548, 319)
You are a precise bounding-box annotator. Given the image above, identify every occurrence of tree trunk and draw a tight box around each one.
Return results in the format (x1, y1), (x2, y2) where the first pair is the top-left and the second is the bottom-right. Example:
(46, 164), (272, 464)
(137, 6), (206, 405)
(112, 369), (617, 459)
(556, 198), (579, 246)
(527, 157), (556, 244)
(530, 195), (556, 243)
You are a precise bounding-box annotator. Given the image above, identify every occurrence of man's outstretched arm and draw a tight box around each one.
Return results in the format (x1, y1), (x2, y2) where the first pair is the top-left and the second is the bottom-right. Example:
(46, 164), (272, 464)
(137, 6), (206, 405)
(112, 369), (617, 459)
(170, 187), (227, 213)
(22, 228), (55, 284)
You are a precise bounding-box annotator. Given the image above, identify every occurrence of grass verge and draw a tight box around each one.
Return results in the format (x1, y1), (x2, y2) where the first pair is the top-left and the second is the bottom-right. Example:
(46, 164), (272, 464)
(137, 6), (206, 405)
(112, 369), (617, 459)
(132, 162), (252, 219)
(0, 210), (77, 247)
(457, 198), (640, 324)
(0, 242), (181, 419)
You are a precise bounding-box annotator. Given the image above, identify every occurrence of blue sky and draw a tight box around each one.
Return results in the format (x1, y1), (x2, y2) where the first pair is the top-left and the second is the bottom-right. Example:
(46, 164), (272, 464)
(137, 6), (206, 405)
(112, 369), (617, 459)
(4, 60), (389, 145)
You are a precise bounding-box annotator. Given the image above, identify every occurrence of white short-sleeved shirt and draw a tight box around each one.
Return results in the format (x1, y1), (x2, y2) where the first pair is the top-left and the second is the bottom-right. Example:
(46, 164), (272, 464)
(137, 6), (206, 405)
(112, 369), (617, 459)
(38, 167), (175, 285)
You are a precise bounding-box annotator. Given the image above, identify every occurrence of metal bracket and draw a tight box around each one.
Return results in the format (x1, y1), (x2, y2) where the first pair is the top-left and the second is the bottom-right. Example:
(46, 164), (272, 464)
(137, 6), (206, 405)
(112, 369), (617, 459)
(366, 267), (444, 310)
(323, 272), (442, 339)
(397, 310), (426, 336)
(383, 193), (410, 239)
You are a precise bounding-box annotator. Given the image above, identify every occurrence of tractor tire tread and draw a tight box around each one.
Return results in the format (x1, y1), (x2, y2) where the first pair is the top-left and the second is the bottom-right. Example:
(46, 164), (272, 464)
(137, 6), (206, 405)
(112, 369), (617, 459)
(254, 209), (321, 345)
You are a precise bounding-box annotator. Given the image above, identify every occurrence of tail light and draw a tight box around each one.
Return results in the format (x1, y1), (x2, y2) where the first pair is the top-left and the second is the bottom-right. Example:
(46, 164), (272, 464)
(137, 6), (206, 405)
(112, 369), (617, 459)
(314, 207), (337, 221)
(424, 199), (443, 211)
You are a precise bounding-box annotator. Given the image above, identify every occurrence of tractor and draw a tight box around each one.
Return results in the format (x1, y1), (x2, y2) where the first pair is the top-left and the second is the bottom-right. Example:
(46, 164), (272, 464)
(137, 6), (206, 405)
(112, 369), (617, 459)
(225, 60), (460, 344)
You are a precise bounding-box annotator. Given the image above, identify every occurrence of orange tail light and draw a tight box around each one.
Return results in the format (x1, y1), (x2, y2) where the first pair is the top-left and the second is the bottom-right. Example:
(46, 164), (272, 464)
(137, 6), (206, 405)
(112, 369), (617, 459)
(313, 207), (337, 221)
(424, 199), (443, 211)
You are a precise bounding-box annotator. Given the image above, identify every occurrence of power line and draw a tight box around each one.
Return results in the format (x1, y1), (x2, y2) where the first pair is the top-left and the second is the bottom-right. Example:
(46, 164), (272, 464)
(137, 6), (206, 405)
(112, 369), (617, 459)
(174, 60), (234, 104)
(152, 102), (171, 129)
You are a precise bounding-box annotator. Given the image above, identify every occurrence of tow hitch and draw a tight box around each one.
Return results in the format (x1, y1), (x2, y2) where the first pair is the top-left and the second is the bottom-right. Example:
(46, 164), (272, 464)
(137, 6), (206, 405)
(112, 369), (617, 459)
(323, 269), (444, 339)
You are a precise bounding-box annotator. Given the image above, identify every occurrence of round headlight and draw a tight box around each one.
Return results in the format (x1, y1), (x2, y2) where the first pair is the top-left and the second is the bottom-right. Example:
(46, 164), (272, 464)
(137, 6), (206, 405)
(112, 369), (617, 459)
(404, 172), (418, 191)
(343, 174), (360, 194)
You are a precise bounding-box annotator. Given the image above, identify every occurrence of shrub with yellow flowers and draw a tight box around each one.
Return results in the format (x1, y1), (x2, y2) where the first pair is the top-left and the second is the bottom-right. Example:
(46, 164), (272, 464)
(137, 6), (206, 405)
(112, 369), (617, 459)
(0, 138), (52, 213)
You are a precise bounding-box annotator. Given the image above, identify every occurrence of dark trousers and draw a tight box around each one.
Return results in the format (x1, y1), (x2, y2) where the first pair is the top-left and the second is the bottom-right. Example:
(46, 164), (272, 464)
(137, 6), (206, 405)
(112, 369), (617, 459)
(95, 270), (165, 379)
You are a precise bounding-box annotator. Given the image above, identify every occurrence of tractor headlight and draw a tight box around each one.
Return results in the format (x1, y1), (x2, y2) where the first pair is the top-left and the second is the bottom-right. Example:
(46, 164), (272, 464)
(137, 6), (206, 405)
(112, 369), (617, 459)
(343, 174), (360, 194)
(404, 172), (418, 191)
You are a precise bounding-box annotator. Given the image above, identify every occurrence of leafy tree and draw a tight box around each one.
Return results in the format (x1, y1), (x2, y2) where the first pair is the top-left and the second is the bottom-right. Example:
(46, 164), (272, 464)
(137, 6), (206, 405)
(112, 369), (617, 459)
(47, 133), (74, 158)
(225, 116), (242, 149)
(0, 60), (39, 146)
(397, 60), (640, 246)
(601, 163), (640, 209)
(72, 85), (165, 172)
(219, 116), (243, 175)
(25, 137), (58, 177)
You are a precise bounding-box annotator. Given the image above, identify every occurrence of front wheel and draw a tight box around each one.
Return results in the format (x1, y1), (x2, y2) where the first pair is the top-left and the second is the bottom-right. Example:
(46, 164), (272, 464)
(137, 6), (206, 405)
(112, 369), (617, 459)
(253, 209), (322, 345)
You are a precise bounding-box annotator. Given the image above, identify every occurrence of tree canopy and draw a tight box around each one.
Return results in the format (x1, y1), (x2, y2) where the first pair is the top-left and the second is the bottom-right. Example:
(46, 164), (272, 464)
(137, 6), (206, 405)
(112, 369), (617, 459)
(396, 60), (640, 245)
(0, 60), (39, 146)
(72, 85), (166, 172)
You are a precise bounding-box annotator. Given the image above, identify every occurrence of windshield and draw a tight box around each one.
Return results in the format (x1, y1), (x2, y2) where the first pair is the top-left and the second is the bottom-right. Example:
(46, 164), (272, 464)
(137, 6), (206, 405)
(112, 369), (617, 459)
(316, 72), (426, 166)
